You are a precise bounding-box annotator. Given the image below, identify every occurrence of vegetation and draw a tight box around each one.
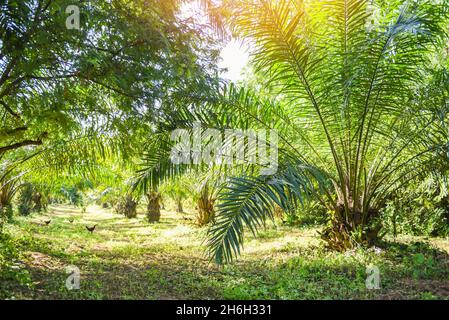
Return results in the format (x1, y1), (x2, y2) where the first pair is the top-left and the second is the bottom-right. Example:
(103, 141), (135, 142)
(1, 0), (449, 300)
(0, 205), (448, 300)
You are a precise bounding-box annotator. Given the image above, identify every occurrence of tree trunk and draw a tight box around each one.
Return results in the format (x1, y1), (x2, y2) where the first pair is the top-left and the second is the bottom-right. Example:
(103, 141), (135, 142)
(116, 195), (138, 218)
(176, 197), (184, 213)
(320, 204), (382, 251)
(33, 192), (42, 212)
(146, 191), (161, 222)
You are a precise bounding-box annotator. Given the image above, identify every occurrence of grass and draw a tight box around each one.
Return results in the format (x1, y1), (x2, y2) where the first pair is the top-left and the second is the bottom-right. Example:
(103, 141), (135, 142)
(0, 204), (448, 300)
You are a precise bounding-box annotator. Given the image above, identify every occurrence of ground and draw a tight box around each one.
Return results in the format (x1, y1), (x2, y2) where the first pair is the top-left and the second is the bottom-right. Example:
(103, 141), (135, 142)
(0, 205), (448, 300)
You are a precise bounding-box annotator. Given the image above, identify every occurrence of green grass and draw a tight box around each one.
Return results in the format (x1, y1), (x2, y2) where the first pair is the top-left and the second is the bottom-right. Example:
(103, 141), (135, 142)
(1, 205), (448, 300)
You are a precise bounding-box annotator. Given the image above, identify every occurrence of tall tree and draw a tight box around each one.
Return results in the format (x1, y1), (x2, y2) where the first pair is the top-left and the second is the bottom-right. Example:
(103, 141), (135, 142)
(0, 0), (222, 179)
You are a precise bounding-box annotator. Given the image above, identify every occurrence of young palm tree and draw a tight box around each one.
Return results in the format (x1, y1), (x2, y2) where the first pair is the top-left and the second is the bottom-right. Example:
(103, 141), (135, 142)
(203, 0), (449, 263)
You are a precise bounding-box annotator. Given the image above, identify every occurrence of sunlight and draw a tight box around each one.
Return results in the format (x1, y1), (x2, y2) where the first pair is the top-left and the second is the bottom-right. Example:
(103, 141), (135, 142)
(219, 39), (250, 82)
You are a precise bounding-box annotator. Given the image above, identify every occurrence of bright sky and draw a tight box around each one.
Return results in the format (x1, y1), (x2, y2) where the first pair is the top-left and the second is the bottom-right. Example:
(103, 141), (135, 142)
(219, 39), (250, 82)
(179, 1), (250, 82)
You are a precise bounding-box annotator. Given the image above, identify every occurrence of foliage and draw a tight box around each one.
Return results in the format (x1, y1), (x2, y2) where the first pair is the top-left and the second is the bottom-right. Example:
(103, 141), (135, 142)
(0, 231), (33, 298)
(284, 201), (328, 227)
(382, 173), (449, 237)
(160, 177), (191, 213)
(96, 187), (121, 209)
(134, 0), (449, 263)
(0, 0), (224, 206)
(60, 186), (84, 207)
(1, 0), (449, 300)
(0, 204), (13, 224)
(0, 176), (19, 222)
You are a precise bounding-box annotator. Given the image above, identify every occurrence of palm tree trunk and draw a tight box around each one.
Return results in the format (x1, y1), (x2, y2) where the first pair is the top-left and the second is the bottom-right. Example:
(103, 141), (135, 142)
(146, 191), (161, 222)
(176, 197), (184, 213)
(32, 192), (43, 212)
(320, 202), (382, 251)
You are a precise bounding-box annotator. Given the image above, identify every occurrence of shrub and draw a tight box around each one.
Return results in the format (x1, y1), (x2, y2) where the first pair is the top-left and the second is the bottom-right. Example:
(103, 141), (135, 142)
(383, 201), (449, 237)
(286, 201), (327, 226)
(62, 187), (84, 207)
(382, 175), (449, 237)
(0, 204), (14, 221)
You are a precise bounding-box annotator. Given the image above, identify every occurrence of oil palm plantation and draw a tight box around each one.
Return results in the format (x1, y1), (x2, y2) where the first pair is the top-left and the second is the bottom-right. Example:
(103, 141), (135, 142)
(60, 0), (449, 264)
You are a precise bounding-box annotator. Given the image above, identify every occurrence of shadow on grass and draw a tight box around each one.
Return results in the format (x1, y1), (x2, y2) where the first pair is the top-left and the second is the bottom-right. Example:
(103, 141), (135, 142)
(2, 207), (449, 300)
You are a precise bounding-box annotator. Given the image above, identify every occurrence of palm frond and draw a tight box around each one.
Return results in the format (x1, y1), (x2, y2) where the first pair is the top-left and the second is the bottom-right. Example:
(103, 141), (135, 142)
(207, 158), (331, 264)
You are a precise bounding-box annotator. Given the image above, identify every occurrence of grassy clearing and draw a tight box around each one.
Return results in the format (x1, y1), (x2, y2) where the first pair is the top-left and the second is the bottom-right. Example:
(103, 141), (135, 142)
(1, 205), (448, 300)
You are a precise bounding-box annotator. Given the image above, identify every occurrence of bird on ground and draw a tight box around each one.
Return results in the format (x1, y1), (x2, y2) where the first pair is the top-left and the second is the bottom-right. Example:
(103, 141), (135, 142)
(44, 219), (51, 226)
(85, 225), (97, 233)
(68, 217), (74, 223)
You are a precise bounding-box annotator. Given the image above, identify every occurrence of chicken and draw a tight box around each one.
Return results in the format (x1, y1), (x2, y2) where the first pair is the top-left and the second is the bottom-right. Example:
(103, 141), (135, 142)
(85, 225), (97, 233)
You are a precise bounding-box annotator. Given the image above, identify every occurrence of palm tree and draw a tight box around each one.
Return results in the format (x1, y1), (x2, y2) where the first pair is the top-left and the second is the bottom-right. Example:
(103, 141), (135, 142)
(202, 0), (449, 263)
(128, 0), (448, 263)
